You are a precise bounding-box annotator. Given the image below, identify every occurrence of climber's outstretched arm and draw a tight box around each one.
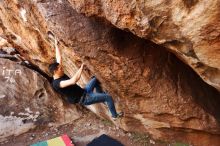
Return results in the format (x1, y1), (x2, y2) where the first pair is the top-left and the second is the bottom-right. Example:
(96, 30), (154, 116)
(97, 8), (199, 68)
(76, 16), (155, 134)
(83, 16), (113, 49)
(55, 37), (62, 65)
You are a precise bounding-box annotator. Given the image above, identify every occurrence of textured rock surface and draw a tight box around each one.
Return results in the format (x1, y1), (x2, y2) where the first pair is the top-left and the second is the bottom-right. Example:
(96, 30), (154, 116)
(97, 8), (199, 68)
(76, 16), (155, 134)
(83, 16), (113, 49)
(0, 0), (220, 145)
(0, 58), (82, 141)
(68, 0), (220, 91)
(0, 0), (54, 73)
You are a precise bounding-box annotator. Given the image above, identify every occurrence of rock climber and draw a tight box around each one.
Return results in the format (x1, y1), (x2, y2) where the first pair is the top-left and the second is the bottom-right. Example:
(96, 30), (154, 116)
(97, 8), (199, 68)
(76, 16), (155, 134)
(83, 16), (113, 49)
(48, 31), (123, 120)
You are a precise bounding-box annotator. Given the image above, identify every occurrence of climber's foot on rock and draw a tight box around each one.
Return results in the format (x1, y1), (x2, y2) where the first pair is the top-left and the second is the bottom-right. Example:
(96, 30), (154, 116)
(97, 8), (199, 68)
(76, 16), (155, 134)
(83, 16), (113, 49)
(91, 75), (96, 79)
(112, 112), (124, 121)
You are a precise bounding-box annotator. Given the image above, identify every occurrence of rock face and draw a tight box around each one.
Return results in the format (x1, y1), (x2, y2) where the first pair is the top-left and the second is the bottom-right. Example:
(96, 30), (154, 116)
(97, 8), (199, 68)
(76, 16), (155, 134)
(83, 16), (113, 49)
(68, 0), (220, 91)
(0, 58), (82, 141)
(0, 0), (54, 73)
(0, 0), (220, 145)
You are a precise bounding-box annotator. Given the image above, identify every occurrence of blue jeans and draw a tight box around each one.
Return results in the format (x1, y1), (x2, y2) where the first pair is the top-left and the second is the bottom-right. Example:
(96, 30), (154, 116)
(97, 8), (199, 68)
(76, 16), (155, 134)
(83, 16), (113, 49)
(82, 77), (118, 118)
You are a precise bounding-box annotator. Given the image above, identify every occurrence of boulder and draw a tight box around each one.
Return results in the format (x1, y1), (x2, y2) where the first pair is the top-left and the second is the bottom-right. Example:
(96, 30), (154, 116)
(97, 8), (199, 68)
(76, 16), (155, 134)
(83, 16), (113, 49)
(68, 0), (220, 91)
(0, 58), (82, 141)
(0, 0), (220, 145)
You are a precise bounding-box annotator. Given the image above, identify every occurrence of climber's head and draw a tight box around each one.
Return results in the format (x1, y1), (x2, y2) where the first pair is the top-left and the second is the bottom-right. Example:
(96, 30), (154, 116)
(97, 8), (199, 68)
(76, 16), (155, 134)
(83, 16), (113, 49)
(49, 62), (64, 77)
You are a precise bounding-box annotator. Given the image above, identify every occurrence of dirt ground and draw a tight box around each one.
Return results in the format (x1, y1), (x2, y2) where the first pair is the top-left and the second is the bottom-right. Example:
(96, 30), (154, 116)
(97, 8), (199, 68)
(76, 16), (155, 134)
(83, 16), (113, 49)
(0, 112), (181, 146)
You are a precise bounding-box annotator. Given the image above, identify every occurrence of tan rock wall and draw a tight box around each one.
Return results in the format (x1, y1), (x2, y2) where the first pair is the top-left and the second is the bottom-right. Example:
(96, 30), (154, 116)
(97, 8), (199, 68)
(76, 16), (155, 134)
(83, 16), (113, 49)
(0, 0), (220, 145)
(0, 58), (82, 141)
(68, 0), (220, 91)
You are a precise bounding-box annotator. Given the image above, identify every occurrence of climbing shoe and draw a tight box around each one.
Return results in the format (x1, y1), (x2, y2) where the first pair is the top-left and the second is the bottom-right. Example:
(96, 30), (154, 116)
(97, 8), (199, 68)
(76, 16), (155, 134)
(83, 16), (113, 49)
(112, 112), (124, 121)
